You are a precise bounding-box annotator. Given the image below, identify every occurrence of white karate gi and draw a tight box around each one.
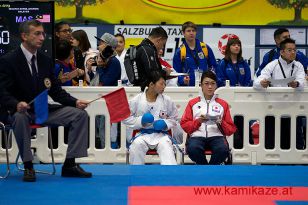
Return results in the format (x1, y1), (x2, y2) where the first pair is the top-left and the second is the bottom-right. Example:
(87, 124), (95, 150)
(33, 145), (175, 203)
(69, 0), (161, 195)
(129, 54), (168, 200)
(123, 90), (178, 165)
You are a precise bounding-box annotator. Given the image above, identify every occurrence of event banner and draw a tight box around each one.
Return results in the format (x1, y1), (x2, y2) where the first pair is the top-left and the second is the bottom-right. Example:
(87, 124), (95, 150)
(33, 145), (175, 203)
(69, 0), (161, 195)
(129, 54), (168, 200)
(55, 0), (308, 26)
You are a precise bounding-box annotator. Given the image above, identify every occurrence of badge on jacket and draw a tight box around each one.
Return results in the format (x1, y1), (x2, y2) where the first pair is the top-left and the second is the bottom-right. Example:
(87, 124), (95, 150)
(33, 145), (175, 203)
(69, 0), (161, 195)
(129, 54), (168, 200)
(211, 105), (221, 113)
(198, 52), (204, 59)
(239, 67), (245, 75)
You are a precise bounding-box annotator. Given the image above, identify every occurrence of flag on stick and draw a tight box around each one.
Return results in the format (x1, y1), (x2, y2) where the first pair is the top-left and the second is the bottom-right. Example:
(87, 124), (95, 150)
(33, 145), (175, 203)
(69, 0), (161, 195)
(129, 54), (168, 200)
(102, 88), (130, 123)
(34, 89), (48, 124)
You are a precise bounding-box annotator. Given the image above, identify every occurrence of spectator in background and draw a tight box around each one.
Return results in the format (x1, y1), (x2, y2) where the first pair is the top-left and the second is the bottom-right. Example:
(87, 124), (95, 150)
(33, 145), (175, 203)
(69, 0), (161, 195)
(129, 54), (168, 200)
(92, 33), (121, 86)
(71, 29), (98, 84)
(55, 40), (83, 86)
(180, 71), (236, 165)
(134, 27), (169, 86)
(55, 21), (72, 43)
(88, 33), (121, 149)
(256, 28), (307, 77)
(173, 21), (217, 86)
(254, 38), (306, 150)
(114, 33), (129, 86)
(216, 37), (251, 87)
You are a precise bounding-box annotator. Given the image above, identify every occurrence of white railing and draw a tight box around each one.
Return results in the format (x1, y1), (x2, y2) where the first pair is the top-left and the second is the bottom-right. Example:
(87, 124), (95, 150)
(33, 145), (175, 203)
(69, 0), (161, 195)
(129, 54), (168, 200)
(1, 86), (307, 164)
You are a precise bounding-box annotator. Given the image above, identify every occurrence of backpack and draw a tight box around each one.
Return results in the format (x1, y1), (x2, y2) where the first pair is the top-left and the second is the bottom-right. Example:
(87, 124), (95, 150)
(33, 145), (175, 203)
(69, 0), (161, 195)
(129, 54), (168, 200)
(180, 41), (208, 62)
(124, 45), (139, 84)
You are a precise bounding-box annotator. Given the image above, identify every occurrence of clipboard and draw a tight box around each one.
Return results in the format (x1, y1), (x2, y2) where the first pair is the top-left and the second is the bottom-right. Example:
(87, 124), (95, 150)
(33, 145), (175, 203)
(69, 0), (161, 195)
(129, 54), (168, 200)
(167, 72), (189, 79)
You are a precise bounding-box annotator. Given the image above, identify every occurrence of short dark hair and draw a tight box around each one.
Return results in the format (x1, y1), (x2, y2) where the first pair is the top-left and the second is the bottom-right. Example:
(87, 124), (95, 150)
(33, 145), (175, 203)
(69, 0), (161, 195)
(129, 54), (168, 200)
(114, 33), (125, 42)
(201, 70), (217, 83)
(149, 27), (168, 39)
(55, 39), (73, 60)
(274, 28), (289, 39)
(71, 30), (91, 52)
(54, 21), (69, 33)
(280, 38), (296, 50)
(182, 21), (197, 32)
(141, 70), (166, 92)
(19, 19), (43, 35)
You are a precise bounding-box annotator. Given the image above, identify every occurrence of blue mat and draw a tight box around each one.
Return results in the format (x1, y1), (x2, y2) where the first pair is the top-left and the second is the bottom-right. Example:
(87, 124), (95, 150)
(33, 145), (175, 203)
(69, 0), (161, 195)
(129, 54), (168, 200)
(0, 165), (308, 205)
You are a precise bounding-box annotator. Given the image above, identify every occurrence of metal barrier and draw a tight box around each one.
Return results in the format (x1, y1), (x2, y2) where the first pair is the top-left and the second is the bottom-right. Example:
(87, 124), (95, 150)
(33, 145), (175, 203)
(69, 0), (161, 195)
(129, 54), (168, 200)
(1, 86), (307, 164)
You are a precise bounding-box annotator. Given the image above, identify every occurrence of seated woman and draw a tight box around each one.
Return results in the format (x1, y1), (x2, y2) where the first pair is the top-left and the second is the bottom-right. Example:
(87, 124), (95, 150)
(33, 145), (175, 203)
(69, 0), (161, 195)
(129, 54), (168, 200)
(123, 70), (178, 165)
(216, 37), (251, 87)
(180, 71), (237, 165)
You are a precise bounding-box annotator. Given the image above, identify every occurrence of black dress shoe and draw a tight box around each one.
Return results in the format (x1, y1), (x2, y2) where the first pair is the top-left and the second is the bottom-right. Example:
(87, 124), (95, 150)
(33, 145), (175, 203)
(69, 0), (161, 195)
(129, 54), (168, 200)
(23, 168), (36, 182)
(61, 164), (92, 178)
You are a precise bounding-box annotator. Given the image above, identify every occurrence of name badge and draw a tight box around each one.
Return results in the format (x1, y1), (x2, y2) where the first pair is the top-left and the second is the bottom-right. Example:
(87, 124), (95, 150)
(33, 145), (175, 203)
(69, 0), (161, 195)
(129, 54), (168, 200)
(198, 52), (204, 59)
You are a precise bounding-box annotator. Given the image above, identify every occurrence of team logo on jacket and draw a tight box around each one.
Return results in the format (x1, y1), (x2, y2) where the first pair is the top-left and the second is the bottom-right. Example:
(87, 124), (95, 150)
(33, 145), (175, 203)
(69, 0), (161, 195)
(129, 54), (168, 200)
(212, 105), (221, 113)
(239, 67), (245, 75)
(198, 52), (204, 59)
(44, 78), (51, 89)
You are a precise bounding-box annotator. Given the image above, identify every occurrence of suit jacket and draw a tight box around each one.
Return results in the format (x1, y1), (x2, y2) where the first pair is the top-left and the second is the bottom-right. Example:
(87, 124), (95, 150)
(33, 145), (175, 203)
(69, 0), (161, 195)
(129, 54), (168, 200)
(0, 47), (77, 121)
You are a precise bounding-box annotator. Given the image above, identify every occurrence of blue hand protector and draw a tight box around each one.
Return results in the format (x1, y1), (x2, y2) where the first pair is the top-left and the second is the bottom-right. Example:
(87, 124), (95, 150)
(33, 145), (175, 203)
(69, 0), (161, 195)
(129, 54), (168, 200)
(153, 119), (167, 131)
(141, 112), (154, 126)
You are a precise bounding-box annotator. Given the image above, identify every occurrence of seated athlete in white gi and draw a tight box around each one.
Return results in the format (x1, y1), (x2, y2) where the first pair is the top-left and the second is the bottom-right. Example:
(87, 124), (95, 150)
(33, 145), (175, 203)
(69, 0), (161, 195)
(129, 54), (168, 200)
(123, 70), (178, 165)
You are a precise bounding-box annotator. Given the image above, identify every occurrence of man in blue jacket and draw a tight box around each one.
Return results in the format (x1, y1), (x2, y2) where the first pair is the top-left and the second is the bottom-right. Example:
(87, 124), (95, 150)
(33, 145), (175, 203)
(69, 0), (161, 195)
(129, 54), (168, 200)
(256, 28), (307, 77)
(173, 21), (217, 86)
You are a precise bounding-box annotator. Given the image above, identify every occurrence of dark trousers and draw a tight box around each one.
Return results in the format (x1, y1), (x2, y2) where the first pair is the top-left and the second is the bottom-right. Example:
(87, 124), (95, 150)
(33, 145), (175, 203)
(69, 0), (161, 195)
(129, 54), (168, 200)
(13, 107), (89, 162)
(186, 136), (229, 165)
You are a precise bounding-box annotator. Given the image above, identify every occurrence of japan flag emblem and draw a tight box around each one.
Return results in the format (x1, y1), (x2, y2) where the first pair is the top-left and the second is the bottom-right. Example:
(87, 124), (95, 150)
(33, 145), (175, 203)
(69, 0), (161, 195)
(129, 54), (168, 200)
(212, 105), (220, 113)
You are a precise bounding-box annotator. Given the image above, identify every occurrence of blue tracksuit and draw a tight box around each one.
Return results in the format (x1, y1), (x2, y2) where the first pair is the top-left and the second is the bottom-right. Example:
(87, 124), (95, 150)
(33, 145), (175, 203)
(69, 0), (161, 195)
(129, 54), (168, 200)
(173, 39), (217, 86)
(216, 58), (252, 87)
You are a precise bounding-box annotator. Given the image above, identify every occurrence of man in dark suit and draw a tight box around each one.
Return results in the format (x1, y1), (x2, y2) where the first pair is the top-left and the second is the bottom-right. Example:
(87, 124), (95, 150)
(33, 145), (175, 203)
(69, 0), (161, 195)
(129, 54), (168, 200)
(0, 20), (92, 182)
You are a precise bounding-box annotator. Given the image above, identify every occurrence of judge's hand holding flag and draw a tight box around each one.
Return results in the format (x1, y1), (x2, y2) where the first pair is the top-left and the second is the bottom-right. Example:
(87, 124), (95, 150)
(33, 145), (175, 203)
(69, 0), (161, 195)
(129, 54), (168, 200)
(76, 99), (90, 110)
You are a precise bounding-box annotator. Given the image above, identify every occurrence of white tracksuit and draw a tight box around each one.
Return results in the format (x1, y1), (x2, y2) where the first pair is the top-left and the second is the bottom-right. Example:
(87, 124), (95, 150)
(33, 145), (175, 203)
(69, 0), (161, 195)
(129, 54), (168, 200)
(253, 56), (306, 89)
(123, 90), (178, 165)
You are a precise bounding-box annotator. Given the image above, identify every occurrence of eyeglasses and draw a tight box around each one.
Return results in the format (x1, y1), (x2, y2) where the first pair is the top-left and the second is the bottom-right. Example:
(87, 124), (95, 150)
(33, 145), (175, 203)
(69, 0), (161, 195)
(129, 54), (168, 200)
(202, 81), (217, 87)
(59, 29), (72, 33)
(284, 48), (297, 53)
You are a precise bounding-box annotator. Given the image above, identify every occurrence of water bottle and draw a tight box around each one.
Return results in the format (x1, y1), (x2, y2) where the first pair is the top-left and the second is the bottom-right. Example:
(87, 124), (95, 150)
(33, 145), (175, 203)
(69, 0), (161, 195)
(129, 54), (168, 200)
(194, 68), (201, 86)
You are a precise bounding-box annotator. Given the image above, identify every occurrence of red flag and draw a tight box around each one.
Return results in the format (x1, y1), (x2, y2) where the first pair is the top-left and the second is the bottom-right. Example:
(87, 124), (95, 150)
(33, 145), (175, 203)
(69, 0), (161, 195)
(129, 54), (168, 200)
(102, 88), (131, 123)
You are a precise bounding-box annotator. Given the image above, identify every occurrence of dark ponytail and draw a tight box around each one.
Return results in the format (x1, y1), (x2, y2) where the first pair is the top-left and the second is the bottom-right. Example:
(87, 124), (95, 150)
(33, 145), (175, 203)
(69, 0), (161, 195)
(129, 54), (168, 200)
(140, 70), (166, 92)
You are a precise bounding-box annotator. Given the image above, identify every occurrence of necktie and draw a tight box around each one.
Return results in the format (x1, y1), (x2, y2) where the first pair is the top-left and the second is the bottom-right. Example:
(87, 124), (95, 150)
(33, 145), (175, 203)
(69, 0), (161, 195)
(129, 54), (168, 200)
(31, 55), (38, 91)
